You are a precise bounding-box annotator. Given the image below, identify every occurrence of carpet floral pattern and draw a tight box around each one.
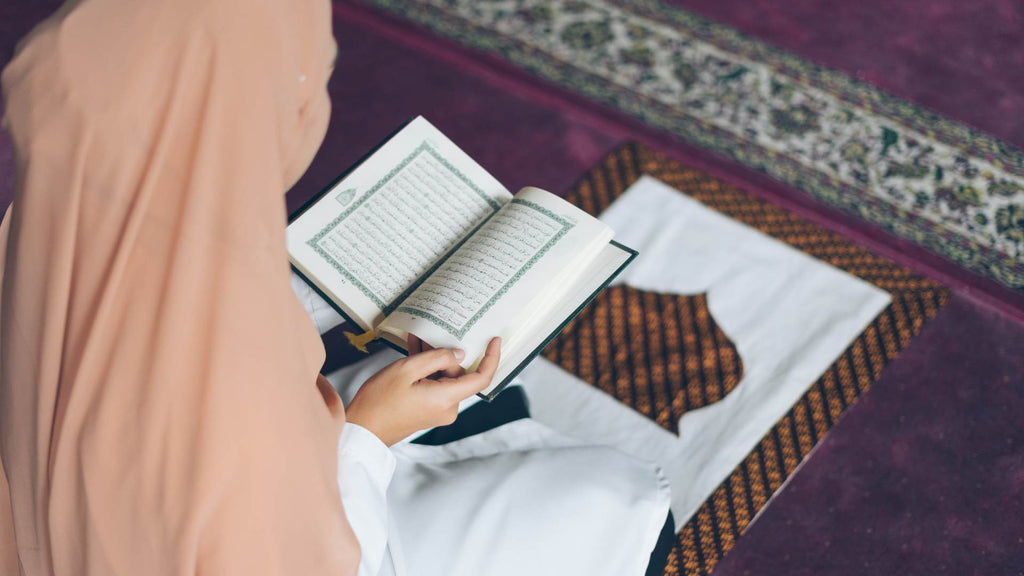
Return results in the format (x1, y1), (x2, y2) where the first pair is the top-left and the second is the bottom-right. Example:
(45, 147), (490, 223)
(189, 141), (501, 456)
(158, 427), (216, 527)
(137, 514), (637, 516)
(362, 0), (1024, 290)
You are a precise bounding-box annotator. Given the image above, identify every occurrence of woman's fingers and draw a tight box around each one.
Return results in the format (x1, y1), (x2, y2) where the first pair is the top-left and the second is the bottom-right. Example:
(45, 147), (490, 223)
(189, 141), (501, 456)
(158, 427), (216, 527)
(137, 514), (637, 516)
(407, 334), (460, 377)
(403, 347), (465, 380)
(438, 365), (465, 379)
(418, 340), (460, 376)
(476, 336), (502, 379)
(347, 337), (502, 444)
(439, 337), (502, 400)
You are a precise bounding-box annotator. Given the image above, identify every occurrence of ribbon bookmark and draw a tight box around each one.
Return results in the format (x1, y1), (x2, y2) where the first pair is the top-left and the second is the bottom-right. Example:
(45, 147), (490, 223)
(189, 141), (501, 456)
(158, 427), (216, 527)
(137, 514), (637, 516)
(344, 329), (378, 354)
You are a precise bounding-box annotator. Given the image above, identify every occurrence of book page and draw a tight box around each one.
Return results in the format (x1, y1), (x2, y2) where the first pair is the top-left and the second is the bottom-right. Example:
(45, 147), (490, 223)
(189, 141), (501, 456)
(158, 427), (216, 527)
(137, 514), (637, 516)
(481, 242), (633, 398)
(287, 117), (512, 329)
(378, 187), (613, 367)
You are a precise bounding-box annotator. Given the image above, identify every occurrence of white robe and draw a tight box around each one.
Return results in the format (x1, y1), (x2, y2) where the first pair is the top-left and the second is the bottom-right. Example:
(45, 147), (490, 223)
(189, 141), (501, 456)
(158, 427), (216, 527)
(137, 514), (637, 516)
(293, 273), (672, 576)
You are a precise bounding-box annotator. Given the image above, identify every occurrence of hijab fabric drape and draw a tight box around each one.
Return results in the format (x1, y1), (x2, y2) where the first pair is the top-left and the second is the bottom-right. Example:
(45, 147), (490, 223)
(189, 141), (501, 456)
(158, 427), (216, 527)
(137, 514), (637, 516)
(0, 0), (359, 573)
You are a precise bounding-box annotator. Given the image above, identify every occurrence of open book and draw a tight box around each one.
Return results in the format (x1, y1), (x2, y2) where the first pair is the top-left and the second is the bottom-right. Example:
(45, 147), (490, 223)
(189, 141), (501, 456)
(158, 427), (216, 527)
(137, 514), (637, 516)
(287, 117), (636, 399)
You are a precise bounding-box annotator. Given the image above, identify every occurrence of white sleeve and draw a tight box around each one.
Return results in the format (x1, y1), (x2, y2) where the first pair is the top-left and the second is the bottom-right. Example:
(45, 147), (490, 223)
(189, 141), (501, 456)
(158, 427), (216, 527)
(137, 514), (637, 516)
(290, 270), (347, 335)
(337, 422), (396, 576)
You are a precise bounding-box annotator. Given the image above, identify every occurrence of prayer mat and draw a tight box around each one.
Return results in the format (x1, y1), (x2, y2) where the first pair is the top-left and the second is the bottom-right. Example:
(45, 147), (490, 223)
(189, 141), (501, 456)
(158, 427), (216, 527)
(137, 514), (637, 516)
(524, 141), (948, 576)
(357, 0), (1024, 294)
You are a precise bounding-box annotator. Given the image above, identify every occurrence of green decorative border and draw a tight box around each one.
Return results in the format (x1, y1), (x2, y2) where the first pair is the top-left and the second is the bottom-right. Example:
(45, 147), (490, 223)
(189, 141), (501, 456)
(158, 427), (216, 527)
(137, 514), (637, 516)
(359, 0), (1024, 290)
(616, 0), (1024, 175)
(305, 141), (503, 309)
(394, 198), (575, 338)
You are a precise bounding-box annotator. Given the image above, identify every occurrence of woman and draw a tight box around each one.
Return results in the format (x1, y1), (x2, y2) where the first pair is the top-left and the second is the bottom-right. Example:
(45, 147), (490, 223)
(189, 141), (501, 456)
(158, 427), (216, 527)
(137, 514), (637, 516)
(0, 0), (669, 574)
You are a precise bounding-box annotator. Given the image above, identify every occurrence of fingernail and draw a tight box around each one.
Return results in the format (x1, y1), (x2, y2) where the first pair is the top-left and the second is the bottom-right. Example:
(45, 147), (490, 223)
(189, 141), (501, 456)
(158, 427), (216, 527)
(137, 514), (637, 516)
(493, 337), (502, 346)
(453, 349), (466, 360)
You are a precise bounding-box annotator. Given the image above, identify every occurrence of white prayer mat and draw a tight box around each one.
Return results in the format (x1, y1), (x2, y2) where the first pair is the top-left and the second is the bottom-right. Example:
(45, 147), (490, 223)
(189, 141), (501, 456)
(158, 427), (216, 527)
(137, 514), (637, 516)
(529, 143), (948, 576)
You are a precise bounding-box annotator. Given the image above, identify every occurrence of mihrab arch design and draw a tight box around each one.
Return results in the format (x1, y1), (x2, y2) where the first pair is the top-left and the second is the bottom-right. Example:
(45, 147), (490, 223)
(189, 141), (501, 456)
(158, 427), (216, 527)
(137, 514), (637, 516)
(543, 286), (743, 435)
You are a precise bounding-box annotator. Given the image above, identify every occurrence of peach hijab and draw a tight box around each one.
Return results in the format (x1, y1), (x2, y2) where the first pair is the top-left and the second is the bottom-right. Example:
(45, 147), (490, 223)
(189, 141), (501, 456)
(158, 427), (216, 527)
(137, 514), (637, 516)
(0, 0), (359, 574)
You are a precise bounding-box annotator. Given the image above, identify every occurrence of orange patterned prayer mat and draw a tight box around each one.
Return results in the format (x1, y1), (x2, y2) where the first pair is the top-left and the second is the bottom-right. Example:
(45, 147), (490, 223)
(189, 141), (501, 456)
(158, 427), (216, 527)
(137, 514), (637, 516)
(544, 142), (949, 576)
(546, 288), (745, 436)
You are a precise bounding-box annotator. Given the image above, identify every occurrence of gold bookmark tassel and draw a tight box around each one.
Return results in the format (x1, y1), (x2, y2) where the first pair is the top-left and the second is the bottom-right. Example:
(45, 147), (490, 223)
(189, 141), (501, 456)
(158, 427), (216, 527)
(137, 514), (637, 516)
(344, 329), (378, 354)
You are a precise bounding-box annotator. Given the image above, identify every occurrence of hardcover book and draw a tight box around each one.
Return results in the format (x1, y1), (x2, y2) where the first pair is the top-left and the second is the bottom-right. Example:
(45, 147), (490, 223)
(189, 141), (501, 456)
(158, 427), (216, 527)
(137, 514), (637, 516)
(287, 117), (636, 399)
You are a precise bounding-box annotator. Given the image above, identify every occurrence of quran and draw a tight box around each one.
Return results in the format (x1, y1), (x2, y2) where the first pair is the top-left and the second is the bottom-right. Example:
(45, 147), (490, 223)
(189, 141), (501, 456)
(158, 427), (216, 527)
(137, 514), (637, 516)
(287, 117), (636, 399)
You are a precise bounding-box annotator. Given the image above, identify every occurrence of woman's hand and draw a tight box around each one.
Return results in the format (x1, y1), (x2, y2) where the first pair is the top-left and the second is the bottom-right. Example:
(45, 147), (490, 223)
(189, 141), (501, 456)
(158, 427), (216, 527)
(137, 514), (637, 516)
(344, 336), (502, 446)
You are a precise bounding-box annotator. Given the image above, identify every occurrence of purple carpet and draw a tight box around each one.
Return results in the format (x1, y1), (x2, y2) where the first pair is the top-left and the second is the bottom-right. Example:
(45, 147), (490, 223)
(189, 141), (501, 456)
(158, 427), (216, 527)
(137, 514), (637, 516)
(2, 1), (1022, 574)
(712, 294), (1024, 576)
